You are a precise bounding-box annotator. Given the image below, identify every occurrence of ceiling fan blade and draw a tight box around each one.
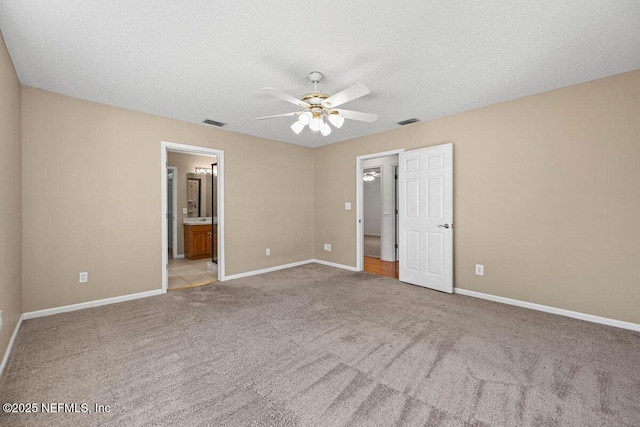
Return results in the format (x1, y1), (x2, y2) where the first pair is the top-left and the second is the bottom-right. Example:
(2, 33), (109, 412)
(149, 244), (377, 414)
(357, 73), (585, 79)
(323, 83), (370, 108)
(255, 112), (298, 120)
(335, 109), (378, 123)
(262, 87), (309, 108)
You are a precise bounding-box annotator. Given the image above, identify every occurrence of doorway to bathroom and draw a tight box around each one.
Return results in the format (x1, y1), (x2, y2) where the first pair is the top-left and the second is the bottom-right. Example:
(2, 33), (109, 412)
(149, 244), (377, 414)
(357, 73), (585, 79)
(161, 141), (225, 293)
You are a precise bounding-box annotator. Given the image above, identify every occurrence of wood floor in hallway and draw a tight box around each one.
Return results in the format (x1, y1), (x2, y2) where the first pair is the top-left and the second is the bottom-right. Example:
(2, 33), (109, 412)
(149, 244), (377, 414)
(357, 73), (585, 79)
(364, 256), (399, 278)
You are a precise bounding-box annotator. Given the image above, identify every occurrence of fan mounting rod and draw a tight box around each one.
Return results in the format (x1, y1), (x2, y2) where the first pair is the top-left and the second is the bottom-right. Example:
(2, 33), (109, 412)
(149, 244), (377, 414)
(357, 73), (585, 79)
(308, 71), (323, 92)
(303, 71), (329, 107)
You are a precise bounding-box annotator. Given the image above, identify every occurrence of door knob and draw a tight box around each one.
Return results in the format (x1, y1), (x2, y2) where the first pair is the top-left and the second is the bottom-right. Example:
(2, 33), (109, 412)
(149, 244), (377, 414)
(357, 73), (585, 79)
(438, 224), (450, 228)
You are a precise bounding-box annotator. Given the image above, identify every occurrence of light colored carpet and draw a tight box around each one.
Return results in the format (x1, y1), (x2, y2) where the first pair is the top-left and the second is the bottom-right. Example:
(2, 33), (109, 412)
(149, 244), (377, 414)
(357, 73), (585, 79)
(1, 264), (639, 426)
(364, 234), (381, 258)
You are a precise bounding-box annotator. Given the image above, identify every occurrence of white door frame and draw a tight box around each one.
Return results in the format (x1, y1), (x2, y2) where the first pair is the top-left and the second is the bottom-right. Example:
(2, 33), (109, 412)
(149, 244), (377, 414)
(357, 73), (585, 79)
(167, 166), (178, 259)
(356, 149), (405, 271)
(161, 141), (225, 293)
(393, 164), (399, 260)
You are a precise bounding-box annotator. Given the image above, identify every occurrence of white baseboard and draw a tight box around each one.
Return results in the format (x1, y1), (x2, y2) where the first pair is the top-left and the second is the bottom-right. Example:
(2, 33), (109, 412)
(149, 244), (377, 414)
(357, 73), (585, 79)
(311, 259), (359, 272)
(206, 261), (217, 273)
(454, 288), (640, 332)
(174, 254), (185, 259)
(22, 289), (163, 320)
(221, 259), (360, 281)
(0, 313), (24, 377)
(223, 260), (315, 280)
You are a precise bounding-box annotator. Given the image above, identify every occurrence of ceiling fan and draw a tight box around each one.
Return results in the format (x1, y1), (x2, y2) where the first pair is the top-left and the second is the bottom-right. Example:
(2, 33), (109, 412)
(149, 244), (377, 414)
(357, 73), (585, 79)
(363, 168), (381, 181)
(256, 71), (378, 136)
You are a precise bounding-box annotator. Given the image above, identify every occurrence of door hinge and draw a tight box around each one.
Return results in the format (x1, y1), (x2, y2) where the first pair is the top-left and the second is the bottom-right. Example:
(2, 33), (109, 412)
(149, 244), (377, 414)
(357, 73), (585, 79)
(395, 244), (398, 248)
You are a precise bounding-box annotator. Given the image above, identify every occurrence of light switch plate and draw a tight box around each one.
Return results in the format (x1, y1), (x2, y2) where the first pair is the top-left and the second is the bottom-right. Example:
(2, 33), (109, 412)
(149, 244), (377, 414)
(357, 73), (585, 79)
(182, 208), (188, 215)
(345, 202), (352, 210)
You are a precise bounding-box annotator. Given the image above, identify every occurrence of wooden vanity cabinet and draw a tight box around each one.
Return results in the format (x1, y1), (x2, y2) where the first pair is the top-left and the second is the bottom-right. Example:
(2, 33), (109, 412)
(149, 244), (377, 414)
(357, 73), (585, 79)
(184, 224), (213, 260)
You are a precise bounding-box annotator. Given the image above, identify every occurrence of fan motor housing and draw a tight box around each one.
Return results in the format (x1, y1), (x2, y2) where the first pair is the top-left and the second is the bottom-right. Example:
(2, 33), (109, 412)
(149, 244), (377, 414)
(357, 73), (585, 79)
(302, 92), (329, 106)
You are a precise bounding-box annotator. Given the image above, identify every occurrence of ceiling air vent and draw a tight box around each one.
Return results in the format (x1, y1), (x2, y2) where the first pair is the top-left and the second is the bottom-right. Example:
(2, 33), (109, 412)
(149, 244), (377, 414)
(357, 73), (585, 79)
(203, 119), (226, 127)
(397, 118), (420, 126)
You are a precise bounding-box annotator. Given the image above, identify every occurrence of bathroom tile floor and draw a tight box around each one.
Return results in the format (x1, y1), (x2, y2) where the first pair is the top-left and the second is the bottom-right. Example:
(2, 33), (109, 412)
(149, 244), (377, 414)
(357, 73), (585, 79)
(168, 257), (217, 290)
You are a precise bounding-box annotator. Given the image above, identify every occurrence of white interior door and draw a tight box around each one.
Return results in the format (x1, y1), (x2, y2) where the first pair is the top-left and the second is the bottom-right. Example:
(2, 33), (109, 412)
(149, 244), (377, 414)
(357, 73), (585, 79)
(399, 143), (453, 293)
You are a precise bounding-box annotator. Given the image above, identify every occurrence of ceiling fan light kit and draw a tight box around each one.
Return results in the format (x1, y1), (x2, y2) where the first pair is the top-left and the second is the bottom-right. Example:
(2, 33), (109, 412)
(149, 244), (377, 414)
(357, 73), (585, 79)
(258, 71), (378, 136)
(309, 115), (323, 132)
(290, 120), (305, 134)
(363, 168), (381, 181)
(298, 111), (312, 125)
(328, 112), (345, 128)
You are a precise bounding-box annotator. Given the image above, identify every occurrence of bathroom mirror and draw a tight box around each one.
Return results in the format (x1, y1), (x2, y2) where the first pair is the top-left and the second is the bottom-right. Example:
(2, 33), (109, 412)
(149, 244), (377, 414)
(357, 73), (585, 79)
(186, 172), (215, 218)
(186, 176), (201, 217)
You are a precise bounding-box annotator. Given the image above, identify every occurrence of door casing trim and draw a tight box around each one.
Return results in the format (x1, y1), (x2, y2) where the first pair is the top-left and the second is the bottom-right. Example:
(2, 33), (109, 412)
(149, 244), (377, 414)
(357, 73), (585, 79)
(356, 149), (405, 271)
(161, 141), (225, 292)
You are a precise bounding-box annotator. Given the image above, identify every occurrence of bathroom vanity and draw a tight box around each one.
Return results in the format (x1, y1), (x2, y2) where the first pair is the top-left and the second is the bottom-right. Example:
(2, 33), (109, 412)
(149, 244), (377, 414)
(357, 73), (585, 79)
(183, 218), (217, 260)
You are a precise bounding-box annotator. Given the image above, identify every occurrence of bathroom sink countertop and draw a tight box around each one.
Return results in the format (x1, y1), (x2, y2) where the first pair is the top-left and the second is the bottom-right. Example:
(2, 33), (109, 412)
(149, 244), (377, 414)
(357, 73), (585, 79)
(183, 217), (217, 225)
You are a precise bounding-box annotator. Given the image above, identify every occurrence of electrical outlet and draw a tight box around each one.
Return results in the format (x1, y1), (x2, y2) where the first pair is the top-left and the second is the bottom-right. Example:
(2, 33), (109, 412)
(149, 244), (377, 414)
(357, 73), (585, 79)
(324, 244), (332, 251)
(266, 248), (270, 256)
(79, 272), (88, 283)
(475, 264), (484, 276)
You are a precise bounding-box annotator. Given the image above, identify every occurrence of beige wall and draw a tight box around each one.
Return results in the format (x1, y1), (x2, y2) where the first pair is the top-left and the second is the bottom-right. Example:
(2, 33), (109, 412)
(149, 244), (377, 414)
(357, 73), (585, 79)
(0, 32), (22, 360)
(12, 64), (640, 325)
(167, 151), (217, 254)
(21, 88), (315, 312)
(314, 70), (640, 324)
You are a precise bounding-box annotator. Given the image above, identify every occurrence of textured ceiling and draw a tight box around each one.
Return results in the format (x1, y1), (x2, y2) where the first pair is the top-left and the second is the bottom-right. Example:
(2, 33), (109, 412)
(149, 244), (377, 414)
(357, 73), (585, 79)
(1, 1), (639, 148)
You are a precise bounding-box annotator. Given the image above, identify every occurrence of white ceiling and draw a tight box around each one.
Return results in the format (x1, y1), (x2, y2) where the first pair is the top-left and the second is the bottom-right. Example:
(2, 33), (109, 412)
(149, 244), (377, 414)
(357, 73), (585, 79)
(1, 1), (639, 148)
